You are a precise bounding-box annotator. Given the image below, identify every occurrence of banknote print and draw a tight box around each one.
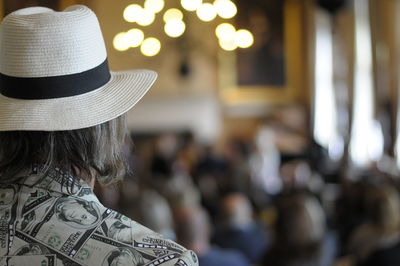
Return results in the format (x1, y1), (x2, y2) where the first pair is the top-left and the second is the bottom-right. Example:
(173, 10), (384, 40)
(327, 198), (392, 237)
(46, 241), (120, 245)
(1, 254), (56, 266)
(54, 197), (102, 229)
(102, 247), (144, 266)
(0, 184), (19, 258)
(0, 185), (17, 207)
(14, 243), (49, 255)
(0, 167), (198, 266)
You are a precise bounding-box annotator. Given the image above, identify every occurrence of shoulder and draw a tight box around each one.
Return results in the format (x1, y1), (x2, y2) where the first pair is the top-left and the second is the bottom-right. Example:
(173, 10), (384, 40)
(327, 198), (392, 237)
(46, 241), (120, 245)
(100, 209), (199, 266)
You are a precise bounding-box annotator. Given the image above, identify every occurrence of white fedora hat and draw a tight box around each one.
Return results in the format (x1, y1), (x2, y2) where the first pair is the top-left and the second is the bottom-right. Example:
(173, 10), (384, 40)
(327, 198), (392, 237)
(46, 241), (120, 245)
(0, 5), (157, 131)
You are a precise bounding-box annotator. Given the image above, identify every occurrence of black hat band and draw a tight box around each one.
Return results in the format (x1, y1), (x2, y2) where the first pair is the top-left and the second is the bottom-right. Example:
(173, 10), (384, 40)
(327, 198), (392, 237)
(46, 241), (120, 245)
(0, 59), (111, 100)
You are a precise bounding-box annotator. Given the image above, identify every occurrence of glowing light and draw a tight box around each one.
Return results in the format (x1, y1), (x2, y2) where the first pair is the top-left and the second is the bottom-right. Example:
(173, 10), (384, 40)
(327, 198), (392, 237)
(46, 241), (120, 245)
(214, 0), (237, 19)
(313, 10), (343, 161)
(164, 19), (186, 38)
(350, 0), (381, 166)
(181, 0), (202, 11)
(196, 3), (217, 22)
(125, 28), (144, 47)
(141, 37), (161, 56)
(234, 29), (254, 48)
(136, 9), (155, 26)
(215, 23), (236, 40)
(113, 32), (130, 51)
(219, 38), (237, 51)
(123, 4), (143, 23)
(144, 0), (165, 14)
(163, 8), (184, 23)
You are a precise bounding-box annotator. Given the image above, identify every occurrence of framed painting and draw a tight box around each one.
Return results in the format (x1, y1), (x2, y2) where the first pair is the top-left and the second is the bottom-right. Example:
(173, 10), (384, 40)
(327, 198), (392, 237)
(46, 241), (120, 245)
(219, 0), (306, 107)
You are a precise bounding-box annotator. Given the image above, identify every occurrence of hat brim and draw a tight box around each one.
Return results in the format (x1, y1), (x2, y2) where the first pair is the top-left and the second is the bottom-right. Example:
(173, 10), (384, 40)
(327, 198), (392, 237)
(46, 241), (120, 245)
(0, 69), (157, 131)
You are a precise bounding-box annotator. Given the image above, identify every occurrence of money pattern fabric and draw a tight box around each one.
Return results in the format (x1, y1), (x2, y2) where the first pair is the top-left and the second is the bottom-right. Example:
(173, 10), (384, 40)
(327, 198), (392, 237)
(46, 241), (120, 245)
(0, 166), (198, 266)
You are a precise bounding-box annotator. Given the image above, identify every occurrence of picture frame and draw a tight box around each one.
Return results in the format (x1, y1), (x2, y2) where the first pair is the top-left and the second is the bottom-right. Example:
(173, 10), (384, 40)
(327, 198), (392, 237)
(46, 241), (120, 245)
(219, 0), (306, 107)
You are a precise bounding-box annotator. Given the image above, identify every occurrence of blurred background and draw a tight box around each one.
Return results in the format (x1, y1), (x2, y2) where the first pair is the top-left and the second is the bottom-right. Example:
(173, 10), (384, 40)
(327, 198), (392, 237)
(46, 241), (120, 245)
(3, 0), (400, 265)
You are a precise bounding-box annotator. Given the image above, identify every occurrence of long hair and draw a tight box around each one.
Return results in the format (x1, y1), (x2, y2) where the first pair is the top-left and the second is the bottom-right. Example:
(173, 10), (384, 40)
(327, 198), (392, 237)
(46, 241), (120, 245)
(0, 114), (128, 188)
(264, 193), (325, 265)
(366, 185), (400, 234)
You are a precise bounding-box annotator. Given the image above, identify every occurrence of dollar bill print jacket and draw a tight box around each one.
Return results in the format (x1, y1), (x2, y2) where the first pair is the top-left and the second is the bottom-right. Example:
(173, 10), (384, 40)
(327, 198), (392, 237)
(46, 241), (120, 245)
(0, 165), (198, 266)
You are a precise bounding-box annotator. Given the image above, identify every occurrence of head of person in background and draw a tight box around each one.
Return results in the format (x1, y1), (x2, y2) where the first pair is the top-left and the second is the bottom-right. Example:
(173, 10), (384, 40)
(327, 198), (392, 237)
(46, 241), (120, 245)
(175, 204), (250, 266)
(133, 189), (176, 240)
(219, 192), (254, 228)
(366, 185), (400, 235)
(0, 5), (157, 190)
(347, 184), (400, 262)
(213, 192), (269, 263)
(175, 205), (211, 255)
(357, 185), (400, 266)
(263, 193), (326, 265)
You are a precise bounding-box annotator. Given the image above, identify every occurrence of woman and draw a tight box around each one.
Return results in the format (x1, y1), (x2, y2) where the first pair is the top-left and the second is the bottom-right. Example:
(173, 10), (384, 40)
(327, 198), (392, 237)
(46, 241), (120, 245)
(0, 5), (197, 266)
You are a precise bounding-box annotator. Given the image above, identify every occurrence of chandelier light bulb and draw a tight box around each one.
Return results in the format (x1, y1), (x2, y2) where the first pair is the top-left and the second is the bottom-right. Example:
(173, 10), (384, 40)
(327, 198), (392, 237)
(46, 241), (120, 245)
(136, 9), (156, 26)
(144, 0), (165, 14)
(163, 8), (184, 23)
(234, 29), (254, 48)
(113, 32), (130, 51)
(215, 23), (236, 40)
(214, 0), (237, 19)
(196, 3), (217, 22)
(123, 4), (143, 23)
(181, 0), (202, 11)
(219, 38), (237, 51)
(126, 28), (145, 47)
(165, 19), (186, 38)
(141, 37), (161, 56)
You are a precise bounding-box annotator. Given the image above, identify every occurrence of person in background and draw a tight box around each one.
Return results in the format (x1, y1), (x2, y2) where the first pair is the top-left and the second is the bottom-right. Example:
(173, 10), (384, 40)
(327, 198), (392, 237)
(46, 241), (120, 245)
(212, 192), (269, 263)
(261, 193), (336, 266)
(347, 184), (400, 266)
(175, 205), (250, 266)
(131, 189), (176, 241)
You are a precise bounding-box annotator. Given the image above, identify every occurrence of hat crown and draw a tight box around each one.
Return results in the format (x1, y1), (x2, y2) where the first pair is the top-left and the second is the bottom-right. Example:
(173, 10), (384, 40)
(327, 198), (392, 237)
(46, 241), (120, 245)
(0, 5), (107, 77)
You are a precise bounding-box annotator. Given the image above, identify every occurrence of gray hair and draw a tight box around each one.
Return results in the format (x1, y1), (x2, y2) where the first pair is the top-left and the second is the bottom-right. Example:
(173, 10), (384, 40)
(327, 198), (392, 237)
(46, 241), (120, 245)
(0, 114), (128, 188)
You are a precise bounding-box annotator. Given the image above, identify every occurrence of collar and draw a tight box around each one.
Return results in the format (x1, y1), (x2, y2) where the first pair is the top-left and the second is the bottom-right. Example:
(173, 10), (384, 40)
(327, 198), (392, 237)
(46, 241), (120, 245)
(16, 164), (92, 196)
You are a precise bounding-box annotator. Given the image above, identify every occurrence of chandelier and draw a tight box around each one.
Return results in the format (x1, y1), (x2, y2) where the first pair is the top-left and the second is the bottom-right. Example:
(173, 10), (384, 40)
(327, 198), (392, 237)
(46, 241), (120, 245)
(113, 0), (254, 56)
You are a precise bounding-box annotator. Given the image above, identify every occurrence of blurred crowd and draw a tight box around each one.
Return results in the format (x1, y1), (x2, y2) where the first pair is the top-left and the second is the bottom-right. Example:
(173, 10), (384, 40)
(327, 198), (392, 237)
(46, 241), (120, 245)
(95, 130), (400, 266)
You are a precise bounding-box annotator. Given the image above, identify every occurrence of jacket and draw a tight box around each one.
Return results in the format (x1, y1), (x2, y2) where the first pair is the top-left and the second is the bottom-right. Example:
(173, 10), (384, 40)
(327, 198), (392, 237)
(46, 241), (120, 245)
(0, 165), (198, 266)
